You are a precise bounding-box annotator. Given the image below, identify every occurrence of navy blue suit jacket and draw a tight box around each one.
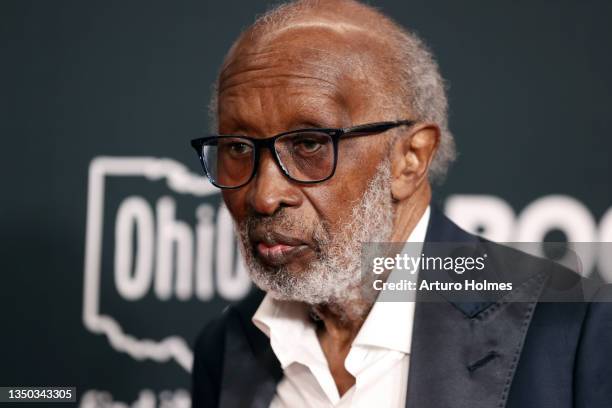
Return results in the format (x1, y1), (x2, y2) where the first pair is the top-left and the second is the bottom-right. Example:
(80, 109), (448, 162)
(192, 207), (612, 407)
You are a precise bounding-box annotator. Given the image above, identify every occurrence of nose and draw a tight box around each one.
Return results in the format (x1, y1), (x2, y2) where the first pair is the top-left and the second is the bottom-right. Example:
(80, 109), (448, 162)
(246, 150), (302, 216)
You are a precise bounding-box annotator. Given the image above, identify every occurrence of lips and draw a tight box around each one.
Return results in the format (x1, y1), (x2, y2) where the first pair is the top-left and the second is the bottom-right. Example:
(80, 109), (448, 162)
(250, 230), (312, 266)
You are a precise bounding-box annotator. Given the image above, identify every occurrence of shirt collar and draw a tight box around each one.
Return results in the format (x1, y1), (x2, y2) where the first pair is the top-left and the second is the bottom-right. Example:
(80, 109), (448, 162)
(351, 206), (430, 353)
(252, 295), (327, 370)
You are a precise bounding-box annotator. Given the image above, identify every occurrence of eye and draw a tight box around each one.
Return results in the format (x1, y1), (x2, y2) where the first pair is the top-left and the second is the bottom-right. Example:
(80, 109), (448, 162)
(295, 138), (322, 153)
(219, 140), (253, 158)
(230, 142), (252, 154)
(291, 133), (330, 156)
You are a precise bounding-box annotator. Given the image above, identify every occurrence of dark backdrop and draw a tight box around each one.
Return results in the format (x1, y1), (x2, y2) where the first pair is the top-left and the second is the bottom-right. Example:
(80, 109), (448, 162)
(2, 1), (611, 406)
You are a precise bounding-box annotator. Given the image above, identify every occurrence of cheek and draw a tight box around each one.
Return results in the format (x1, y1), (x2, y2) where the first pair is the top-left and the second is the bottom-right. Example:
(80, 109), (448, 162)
(319, 141), (385, 207)
(222, 189), (249, 222)
(304, 152), (383, 230)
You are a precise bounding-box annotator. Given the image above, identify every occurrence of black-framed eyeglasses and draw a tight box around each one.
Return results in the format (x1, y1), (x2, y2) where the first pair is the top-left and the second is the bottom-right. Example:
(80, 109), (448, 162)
(190, 119), (415, 189)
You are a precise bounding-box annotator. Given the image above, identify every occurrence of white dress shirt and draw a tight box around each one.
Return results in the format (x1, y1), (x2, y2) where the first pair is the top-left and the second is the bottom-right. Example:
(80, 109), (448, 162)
(252, 207), (431, 408)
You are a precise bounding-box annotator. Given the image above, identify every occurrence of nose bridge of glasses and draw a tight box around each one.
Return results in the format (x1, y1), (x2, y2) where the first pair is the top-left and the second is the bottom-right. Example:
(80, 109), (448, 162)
(253, 140), (291, 182)
(250, 135), (278, 155)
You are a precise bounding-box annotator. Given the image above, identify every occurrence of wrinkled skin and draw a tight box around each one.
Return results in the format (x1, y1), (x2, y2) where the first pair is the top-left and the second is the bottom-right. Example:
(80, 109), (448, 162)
(218, 21), (439, 396)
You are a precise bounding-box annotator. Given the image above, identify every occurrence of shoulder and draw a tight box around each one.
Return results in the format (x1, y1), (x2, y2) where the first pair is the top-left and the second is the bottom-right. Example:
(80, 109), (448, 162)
(570, 284), (612, 405)
(193, 287), (266, 365)
(191, 289), (267, 407)
(576, 283), (612, 354)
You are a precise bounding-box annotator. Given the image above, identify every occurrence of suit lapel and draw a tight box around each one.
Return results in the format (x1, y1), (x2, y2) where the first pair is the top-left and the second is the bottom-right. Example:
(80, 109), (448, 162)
(405, 270), (548, 408)
(219, 290), (282, 408)
(405, 206), (549, 408)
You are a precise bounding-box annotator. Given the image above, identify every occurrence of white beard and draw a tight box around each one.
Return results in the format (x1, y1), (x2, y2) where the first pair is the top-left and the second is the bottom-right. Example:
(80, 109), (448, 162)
(235, 161), (394, 318)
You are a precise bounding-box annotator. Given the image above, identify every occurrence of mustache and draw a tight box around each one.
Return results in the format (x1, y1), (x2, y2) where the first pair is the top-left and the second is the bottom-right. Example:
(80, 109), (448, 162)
(240, 210), (329, 249)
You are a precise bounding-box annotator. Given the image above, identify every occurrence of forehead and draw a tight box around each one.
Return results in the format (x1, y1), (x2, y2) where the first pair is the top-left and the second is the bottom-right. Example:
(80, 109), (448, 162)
(218, 25), (383, 131)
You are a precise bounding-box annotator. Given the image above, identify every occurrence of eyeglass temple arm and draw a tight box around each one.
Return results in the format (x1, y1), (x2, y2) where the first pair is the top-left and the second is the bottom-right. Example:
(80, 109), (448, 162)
(341, 120), (415, 136)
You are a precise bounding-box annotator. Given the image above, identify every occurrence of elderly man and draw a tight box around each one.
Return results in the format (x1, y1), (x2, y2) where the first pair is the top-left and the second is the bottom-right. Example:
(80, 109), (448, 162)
(190, 1), (612, 407)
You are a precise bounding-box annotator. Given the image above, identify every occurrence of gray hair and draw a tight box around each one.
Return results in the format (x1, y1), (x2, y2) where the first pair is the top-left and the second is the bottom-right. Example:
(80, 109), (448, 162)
(209, 0), (456, 183)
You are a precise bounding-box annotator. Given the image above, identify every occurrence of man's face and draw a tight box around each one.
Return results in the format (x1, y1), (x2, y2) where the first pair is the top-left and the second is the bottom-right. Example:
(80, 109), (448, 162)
(218, 25), (396, 305)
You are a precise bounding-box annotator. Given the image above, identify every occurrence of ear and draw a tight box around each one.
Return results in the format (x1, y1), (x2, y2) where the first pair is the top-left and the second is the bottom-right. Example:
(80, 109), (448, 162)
(390, 124), (440, 201)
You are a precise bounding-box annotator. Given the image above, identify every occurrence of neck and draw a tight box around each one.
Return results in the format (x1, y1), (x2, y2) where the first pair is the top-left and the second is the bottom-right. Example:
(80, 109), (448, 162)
(390, 182), (431, 242)
(314, 182), (431, 337)
(311, 301), (363, 395)
(312, 303), (363, 343)
(311, 184), (431, 396)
